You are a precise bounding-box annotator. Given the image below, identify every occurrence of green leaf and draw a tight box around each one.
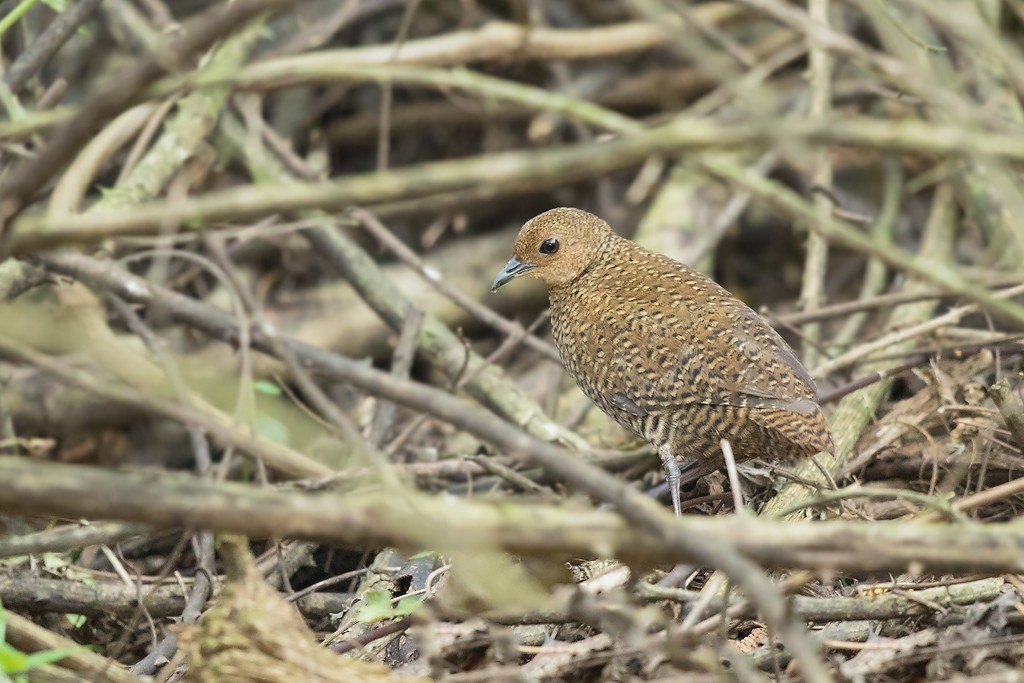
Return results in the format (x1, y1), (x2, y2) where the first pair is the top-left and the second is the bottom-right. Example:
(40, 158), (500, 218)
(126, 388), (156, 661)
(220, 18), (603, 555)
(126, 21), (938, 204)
(407, 550), (436, 560)
(353, 591), (395, 624)
(0, 643), (28, 674)
(253, 380), (282, 397)
(392, 594), (423, 617)
(353, 590), (422, 623)
(40, 0), (68, 10)
(65, 614), (85, 629)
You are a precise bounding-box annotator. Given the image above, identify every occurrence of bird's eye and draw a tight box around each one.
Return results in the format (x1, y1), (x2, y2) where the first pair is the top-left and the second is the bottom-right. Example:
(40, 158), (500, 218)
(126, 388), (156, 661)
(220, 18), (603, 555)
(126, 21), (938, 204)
(539, 237), (560, 255)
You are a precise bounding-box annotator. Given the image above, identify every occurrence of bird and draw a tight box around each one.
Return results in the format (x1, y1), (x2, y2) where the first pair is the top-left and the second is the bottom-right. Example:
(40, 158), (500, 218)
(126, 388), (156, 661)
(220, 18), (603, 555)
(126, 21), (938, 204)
(490, 207), (834, 516)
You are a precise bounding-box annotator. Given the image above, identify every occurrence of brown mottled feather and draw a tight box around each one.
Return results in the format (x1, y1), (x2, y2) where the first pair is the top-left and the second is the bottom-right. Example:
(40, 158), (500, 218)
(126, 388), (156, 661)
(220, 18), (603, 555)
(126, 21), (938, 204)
(495, 207), (833, 482)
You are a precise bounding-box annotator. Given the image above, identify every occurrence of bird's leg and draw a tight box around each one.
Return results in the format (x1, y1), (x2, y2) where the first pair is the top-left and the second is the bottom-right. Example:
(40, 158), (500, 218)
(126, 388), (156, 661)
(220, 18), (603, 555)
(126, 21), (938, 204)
(658, 444), (683, 517)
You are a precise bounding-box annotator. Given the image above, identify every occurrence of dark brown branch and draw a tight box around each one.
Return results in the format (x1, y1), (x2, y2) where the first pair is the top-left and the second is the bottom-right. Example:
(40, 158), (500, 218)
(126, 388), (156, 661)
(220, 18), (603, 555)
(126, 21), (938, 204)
(0, 574), (348, 620)
(3, 0), (105, 94)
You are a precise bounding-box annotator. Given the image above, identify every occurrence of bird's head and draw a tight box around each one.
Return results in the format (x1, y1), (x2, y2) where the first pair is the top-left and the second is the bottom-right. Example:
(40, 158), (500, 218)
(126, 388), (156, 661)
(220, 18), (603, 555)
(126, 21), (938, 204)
(490, 207), (613, 292)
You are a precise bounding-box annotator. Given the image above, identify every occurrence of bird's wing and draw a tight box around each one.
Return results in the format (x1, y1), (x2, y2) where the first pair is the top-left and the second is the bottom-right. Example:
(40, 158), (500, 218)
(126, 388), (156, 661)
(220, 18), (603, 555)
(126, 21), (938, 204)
(618, 300), (819, 415)
(611, 392), (648, 416)
(693, 305), (818, 406)
(683, 315), (833, 453)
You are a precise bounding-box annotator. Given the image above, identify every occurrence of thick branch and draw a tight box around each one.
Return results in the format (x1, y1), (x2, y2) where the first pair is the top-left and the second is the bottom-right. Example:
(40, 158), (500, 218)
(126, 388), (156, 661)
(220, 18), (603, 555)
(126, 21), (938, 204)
(1, 456), (1023, 574)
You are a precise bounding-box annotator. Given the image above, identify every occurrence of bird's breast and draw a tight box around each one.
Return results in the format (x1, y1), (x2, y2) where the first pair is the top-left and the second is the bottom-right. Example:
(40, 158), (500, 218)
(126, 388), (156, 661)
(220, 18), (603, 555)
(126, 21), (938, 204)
(549, 287), (697, 425)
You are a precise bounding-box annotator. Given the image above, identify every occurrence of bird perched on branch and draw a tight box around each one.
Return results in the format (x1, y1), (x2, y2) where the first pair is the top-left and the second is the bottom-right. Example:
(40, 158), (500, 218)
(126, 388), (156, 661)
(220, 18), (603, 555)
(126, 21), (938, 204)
(491, 207), (833, 516)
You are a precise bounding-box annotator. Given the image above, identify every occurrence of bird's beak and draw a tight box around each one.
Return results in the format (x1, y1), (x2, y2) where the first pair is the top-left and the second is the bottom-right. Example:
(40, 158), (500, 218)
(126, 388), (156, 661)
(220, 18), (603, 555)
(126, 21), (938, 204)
(490, 257), (536, 292)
